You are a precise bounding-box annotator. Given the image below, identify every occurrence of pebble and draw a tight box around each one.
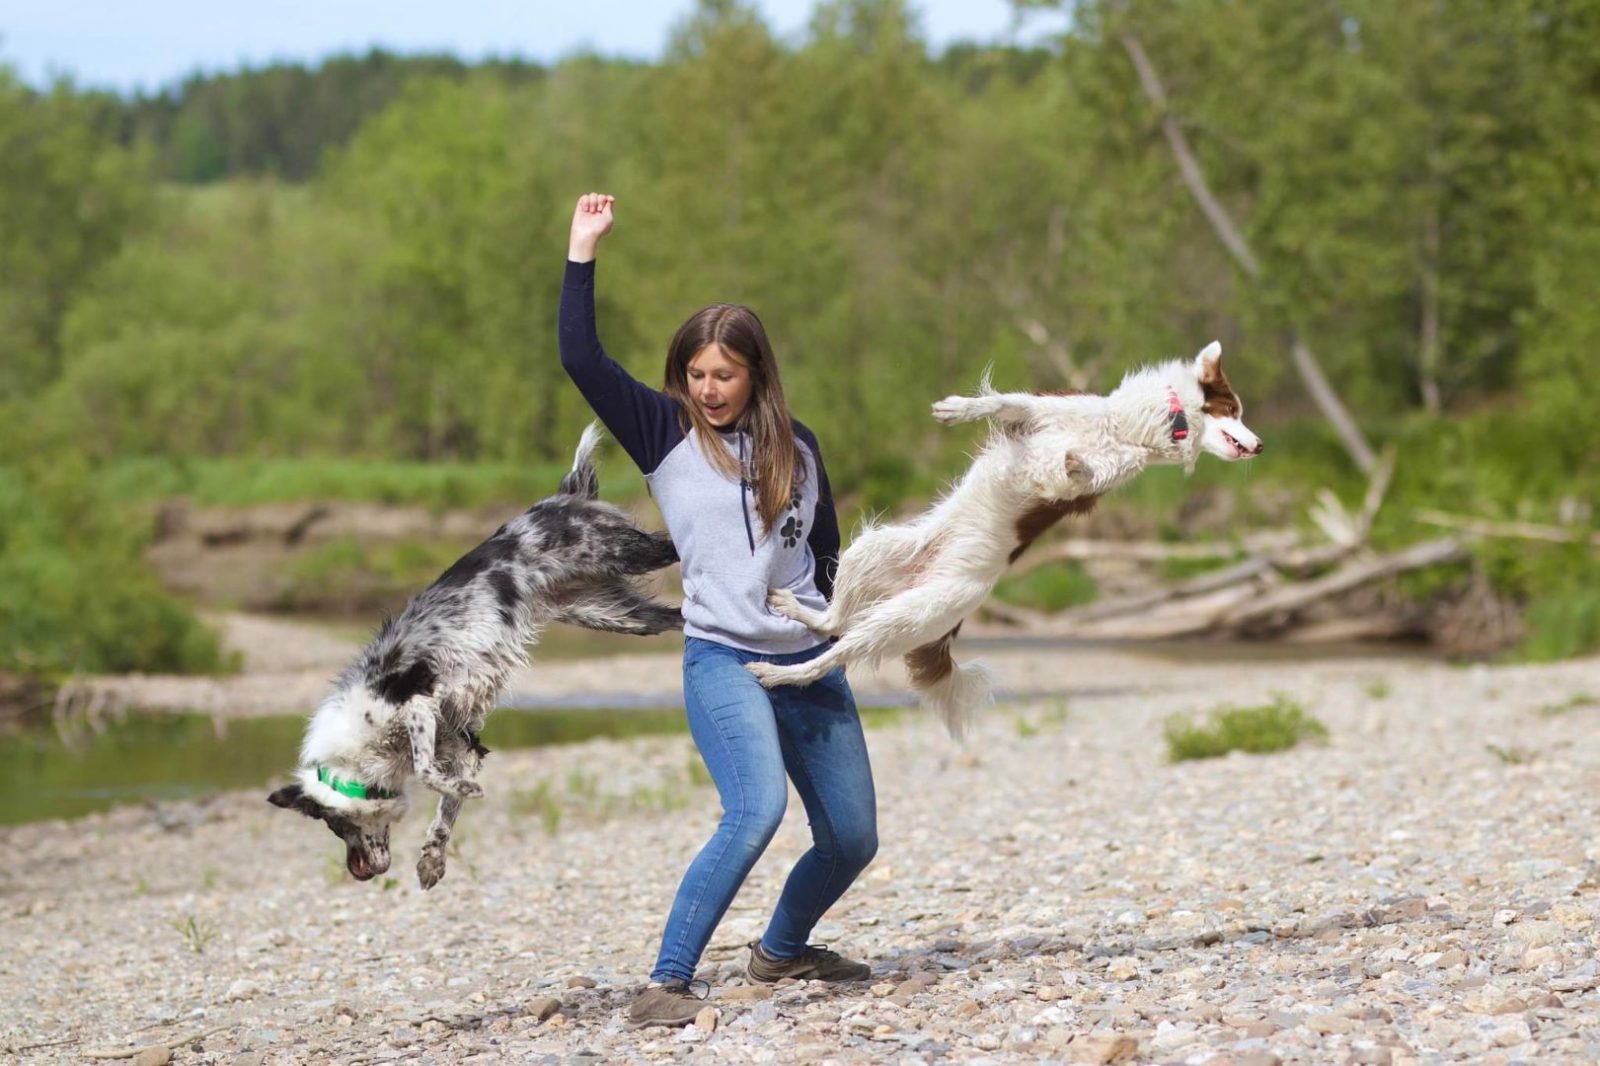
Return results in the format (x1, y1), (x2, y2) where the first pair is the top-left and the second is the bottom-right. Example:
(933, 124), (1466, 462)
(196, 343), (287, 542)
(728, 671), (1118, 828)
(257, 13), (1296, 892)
(524, 996), (563, 1022)
(722, 985), (775, 1002)
(131, 1049), (171, 1066)
(1070, 1033), (1139, 1063)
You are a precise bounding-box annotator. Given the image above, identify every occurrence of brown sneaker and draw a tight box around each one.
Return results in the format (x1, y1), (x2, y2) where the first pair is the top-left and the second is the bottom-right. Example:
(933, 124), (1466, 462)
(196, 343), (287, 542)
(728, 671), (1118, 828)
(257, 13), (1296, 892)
(626, 979), (708, 1028)
(746, 940), (871, 983)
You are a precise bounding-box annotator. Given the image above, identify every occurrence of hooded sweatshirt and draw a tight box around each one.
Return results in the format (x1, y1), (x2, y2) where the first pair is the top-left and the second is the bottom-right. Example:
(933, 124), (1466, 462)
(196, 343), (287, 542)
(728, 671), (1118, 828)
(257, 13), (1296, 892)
(558, 259), (839, 654)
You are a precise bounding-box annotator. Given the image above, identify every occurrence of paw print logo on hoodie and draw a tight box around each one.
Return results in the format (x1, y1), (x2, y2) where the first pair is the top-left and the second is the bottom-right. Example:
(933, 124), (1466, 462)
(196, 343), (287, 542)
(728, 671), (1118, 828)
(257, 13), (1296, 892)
(780, 514), (804, 548)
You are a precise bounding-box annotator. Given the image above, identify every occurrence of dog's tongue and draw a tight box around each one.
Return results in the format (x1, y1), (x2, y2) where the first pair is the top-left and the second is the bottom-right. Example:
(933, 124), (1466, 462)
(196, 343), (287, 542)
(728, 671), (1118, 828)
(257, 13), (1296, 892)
(349, 854), (373, 879)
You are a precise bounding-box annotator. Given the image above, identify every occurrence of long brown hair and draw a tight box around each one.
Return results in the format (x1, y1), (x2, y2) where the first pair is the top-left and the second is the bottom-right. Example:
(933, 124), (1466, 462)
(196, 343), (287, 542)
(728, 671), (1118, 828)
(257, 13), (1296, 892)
(663, 303), (805, 535)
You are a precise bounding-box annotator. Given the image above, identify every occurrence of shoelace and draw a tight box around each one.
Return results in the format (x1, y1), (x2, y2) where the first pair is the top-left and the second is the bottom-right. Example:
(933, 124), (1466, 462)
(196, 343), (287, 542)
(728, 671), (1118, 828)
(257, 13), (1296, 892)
(795, 943), (843, 965)
(657, 978), (711, 1000)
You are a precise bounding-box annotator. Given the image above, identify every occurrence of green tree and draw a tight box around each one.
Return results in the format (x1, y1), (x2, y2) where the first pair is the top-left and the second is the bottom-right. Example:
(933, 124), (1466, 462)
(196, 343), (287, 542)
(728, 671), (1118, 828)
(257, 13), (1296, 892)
(0, 70), (153, 399)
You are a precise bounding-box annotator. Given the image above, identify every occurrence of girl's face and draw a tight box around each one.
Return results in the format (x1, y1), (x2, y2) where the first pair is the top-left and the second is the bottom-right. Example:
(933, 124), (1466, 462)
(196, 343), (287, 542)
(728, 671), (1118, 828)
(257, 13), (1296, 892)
(686, 343), (754, 428)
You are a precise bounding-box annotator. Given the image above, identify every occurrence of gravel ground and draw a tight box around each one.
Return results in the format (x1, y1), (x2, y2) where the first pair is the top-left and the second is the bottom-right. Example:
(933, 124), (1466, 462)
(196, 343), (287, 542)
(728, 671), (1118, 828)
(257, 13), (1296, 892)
(6, 652), (1600, 1065)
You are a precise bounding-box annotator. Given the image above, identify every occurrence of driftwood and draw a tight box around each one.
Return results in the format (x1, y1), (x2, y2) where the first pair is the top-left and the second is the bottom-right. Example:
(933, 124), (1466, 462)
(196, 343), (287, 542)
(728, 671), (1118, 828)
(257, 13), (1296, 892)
(979, 449), (1476, 643)
(1413, 509), (1600, 549)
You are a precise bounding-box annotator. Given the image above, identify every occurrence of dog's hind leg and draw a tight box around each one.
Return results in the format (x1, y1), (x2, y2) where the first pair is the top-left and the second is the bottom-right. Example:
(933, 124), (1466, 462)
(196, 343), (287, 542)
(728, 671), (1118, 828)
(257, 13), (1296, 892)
(416, 794), (463, 890)
(402, 698), (484, 800)
(768, 524), (923, 637)
(558, 578), (683, 635)
(749, 580), (985, 689)
(590, 528), (679, 576)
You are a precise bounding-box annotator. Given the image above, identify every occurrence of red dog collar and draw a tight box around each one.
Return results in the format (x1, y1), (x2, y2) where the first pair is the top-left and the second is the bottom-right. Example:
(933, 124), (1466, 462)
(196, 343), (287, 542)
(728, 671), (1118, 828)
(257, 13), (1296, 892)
(1166, 388), (1189, 442)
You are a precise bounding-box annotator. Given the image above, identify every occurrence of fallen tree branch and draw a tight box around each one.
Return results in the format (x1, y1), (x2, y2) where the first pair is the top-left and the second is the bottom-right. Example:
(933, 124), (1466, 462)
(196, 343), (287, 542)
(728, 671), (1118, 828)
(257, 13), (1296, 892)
(1006, 532), (1295, 576)
(1413, 510), (1600, 549)
(1222, 537), (1466, 628)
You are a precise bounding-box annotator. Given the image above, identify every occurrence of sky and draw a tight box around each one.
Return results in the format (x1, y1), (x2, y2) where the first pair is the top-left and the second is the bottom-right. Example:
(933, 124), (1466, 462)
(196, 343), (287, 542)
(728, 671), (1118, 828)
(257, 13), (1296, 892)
(2, 1), (1071, 96)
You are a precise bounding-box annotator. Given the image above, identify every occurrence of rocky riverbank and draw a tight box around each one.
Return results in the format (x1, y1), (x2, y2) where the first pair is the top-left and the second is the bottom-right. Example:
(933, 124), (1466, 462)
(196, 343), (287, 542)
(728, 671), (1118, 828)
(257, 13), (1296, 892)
(5, 652), (1599, 1064)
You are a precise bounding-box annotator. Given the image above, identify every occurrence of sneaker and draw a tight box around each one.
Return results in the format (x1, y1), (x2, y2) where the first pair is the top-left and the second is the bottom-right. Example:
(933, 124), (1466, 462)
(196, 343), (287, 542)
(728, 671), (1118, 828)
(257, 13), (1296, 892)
(626, 978), (709, 1028)
(746, 940), (871, 983)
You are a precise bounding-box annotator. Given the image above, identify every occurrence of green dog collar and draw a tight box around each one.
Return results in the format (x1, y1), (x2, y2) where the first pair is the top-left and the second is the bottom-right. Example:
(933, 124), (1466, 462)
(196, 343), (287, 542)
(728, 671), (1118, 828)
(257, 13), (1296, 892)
(316, 765), (398, 801)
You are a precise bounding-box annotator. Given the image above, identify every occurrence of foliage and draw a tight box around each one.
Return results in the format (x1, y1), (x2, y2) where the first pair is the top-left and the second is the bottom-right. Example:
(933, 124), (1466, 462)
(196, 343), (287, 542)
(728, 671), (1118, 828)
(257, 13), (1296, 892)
(993, 561), (1098, 612)
(0, 70), (153, 399)
(1163, 694), (1328, 761)
(0, 460), (227, 679)
(4, 1), (1600, 677)
(100, 48), (548, 182)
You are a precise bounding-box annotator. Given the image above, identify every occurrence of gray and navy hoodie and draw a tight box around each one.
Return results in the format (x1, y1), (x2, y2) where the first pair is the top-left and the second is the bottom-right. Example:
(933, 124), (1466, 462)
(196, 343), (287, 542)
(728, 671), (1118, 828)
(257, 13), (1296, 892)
(559, 259), (840, 655)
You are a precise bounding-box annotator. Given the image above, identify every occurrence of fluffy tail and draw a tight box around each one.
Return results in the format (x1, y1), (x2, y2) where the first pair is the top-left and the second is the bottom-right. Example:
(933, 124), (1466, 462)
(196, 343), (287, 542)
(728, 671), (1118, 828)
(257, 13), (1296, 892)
(904, 628), (994, 739)
(558, 422), (604, 499)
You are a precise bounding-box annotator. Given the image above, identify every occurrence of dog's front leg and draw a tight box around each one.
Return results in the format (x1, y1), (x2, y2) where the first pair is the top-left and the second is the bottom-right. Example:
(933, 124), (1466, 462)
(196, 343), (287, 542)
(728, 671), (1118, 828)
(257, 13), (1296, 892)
(401, 699), (484, 800)
(416, 794), (463, 890)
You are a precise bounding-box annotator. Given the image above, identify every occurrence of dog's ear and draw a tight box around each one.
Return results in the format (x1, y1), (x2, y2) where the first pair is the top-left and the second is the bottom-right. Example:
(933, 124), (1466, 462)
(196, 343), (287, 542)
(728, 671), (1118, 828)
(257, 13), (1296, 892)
(268, 783), (330, 821)
(268, 783), (302, 809)
(1192, 341), (1223, 383)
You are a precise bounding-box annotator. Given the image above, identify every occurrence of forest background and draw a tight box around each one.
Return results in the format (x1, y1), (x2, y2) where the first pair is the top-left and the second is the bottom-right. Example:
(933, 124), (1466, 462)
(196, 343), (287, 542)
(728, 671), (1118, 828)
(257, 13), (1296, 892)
(2, 0), (1597, 698)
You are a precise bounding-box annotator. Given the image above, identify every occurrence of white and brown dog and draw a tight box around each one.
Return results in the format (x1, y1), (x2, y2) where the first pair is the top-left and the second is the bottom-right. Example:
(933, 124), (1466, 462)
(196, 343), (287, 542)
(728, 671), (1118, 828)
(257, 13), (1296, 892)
(746, 342), (1262, 734)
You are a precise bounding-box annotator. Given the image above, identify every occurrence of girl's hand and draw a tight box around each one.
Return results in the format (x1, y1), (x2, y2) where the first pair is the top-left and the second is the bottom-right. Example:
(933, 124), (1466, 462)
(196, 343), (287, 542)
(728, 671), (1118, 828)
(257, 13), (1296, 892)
(568, 193), (615, 262)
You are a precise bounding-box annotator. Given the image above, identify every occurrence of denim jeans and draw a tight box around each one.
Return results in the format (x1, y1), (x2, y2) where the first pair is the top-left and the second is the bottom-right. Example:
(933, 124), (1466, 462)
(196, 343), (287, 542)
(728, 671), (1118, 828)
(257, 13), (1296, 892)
(651, 636), (879, 983)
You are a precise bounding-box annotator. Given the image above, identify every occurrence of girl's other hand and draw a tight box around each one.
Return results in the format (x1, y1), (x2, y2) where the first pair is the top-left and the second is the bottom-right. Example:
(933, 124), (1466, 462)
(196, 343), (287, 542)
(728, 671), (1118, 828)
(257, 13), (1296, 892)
(568, 192), (615, 262)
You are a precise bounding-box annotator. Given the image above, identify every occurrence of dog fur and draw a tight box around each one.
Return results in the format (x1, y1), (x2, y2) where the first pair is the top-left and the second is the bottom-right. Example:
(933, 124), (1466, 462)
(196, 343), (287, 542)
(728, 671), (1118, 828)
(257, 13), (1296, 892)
(747, 342), (1262, 735)
(267, 424), (681, 889)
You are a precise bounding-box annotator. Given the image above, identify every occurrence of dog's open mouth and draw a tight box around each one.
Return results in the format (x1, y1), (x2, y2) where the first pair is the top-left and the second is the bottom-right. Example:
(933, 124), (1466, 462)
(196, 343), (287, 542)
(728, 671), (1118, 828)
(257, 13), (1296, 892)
(1220, 429), (1255, 459)
(347, 852), (379, 880)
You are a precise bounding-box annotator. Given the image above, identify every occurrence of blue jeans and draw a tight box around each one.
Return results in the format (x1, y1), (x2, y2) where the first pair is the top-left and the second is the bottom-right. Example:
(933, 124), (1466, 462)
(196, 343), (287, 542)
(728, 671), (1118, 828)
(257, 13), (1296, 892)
(651, 636), (879, 983)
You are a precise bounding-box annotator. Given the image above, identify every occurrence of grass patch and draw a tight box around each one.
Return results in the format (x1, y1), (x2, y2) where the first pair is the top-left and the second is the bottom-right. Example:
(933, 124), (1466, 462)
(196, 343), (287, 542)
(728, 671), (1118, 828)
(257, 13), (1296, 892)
(1485, 743), (1533, 765)
(171, 912), (218, 954)
(1164, 695), (1328, 762)
(1364, 678), (1393, 700)
(1537, 693), (1599, 718)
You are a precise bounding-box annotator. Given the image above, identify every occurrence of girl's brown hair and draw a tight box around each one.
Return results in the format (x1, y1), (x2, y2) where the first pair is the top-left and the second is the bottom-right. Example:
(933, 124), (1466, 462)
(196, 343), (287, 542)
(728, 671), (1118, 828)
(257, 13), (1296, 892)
(663, 304), (805, 535)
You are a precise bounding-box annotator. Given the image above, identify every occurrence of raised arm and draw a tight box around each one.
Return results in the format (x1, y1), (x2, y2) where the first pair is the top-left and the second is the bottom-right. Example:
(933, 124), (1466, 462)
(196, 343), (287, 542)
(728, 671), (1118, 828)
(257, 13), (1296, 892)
(559, 193), (682, 474)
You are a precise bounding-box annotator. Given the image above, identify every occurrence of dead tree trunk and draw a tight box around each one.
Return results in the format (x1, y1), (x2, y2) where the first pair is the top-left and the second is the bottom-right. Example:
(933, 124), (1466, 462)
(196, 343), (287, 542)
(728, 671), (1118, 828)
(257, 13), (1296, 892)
(1118, 29), (1379, 475)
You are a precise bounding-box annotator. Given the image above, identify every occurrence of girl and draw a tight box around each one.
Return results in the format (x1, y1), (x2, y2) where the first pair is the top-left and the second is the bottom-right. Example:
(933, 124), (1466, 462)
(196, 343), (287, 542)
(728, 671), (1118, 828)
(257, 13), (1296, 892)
(560, 193), (878, 1028)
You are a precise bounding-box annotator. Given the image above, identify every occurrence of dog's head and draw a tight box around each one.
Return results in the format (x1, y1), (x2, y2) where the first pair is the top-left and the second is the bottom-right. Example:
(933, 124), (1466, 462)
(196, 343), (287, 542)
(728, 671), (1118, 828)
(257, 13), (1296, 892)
(267, 769), (407, 881)
(1183, 342), (1263, 463)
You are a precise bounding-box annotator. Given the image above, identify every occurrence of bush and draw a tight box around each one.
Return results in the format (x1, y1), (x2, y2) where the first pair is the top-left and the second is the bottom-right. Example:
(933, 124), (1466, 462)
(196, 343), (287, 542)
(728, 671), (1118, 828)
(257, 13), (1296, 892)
(1164, 695), (1328, 762)
(0, 460), (227, 679)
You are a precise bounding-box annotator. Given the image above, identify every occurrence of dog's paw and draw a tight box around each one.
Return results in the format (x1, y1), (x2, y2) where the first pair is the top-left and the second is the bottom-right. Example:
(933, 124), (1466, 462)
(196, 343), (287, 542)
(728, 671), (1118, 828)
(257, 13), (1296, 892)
(744, 661), (788, 689)
(931, 397), (974, 425)
(767, 588), (802, 617)
(417, 848), (447, 890)
(423, 775), (484, 800)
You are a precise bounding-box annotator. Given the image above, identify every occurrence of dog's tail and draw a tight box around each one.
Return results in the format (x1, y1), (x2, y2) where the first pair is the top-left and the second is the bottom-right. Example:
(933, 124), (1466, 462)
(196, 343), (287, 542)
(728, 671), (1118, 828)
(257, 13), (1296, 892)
(558, 421), (604, 499)
(905, 627), (993, 740)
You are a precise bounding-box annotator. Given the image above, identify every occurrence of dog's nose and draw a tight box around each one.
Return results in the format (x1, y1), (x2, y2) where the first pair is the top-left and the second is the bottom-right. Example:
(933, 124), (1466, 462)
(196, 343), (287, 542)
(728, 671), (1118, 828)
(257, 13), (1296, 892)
(1253, 440), (1265, 455)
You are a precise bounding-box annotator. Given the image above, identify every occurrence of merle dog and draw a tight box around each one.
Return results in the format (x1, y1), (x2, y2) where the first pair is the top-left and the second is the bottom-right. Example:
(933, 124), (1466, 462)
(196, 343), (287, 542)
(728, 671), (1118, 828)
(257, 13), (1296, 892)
(268, 424), (680, 889)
